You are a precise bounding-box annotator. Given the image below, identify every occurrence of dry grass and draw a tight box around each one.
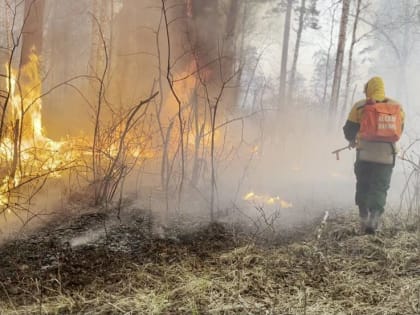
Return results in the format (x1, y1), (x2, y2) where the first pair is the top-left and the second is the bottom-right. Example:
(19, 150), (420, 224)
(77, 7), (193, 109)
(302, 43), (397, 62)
(0, 211), (419, 315)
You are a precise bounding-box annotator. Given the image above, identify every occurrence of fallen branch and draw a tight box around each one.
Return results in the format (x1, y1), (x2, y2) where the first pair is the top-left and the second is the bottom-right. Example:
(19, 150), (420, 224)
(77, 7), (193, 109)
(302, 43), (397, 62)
(316, 210), (329, 240)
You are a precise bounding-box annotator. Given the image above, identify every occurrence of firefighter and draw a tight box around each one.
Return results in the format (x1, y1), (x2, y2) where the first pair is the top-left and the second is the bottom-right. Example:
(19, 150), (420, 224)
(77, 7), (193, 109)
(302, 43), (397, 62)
(343, 76), (404, 234)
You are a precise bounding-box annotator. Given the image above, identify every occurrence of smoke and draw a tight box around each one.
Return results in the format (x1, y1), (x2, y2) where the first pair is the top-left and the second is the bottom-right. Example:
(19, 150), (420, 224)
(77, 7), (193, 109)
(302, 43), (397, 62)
(2, 1), (349, 236)
(1, 0), (413, 239)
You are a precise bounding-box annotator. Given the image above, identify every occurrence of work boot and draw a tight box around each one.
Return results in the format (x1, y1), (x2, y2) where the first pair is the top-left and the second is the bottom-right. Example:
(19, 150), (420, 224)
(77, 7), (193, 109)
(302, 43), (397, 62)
(358, 206), (369, 218)
(358, 206), (369, 234)
(365, 211), (381, 234)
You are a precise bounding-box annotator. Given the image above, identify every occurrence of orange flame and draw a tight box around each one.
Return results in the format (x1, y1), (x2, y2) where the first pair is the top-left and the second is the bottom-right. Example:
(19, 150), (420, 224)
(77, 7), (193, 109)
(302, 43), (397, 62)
(244, 192), (293, 209)
(162, 60), (219, 153)
(0, 52), (79, 207)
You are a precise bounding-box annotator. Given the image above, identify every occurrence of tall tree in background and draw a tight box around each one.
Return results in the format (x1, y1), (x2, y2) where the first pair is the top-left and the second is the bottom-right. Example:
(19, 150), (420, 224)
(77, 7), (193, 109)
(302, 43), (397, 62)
(20, 0), (45, 67)
(310, 3), (339, 106)
(329, 0), (350, 121)
(341, 0), (362, 119)
(287, 0), (319, 104)
(279, 0), (293, 103)
(287, 0), (306, 105)
(89, 0), (114, 81)
(41, 1), (92, 137)
(362, 0), (420, 108)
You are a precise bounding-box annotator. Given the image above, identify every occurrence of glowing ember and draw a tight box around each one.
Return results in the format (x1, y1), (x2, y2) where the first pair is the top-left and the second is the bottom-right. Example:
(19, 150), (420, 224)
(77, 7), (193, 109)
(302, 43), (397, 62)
(243, 192), (293, 208)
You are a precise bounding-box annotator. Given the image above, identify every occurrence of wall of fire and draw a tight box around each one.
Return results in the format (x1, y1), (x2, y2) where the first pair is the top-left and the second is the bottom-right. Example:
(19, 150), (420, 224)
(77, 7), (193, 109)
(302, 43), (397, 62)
(3, 0), (240, 140)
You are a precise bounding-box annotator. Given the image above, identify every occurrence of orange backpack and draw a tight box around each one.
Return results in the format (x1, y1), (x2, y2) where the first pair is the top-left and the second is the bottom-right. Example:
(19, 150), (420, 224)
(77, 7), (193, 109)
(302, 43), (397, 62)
(359, 102), (402, 142)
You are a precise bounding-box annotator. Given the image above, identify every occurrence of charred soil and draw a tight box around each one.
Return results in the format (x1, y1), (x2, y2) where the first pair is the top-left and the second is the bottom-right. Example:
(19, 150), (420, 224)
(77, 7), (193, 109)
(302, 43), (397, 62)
(0, 208), (419, 314)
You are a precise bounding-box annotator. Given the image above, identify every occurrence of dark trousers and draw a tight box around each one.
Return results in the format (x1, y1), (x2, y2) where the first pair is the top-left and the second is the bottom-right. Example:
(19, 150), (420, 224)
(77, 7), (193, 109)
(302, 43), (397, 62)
(354, 160), (393, 215)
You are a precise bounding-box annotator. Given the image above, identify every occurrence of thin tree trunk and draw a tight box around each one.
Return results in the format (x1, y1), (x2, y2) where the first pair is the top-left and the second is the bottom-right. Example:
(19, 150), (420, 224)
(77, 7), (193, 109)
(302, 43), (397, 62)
(209, 82), (226, 222)
(162, 0), (185, 207)
(396, 2), (410, 104)
(341, 0), (362, 120)
(9, 119), (20, 187)
(279, 0), (293, 103)
(8, 0), (45, 187)
(224, 0), (241, 109)
(91, 16), (109, 205)
(225, 0), (239, 38)
(321, 6), (337, 105)
(0, 3), (12, 65)
(237, 1), (249, 84)
(89, 0), (113, 78)
(329, 0), (350, 121)
(287, 0), (306, 105)
(191, 88), (203, 186)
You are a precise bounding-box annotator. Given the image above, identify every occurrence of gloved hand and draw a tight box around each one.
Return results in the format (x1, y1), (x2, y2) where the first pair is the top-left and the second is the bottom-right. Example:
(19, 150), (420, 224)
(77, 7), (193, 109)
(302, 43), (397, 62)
(349, 140), (356, 148)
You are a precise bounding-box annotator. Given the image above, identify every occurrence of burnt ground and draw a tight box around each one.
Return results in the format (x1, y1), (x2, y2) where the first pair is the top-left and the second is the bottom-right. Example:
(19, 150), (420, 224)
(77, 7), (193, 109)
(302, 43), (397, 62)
(0, 209), (236, 300)
(0, 207), (419, 314)
(0, 207), (248, 313)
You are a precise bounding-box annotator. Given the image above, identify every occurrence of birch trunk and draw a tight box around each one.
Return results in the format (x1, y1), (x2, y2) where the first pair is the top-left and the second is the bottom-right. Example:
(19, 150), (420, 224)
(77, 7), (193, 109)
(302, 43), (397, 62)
(287, 0), (306, 105)
(341, 0), (362, 121)
(279, 0), (293, 103)
(329, 0), (350, 121)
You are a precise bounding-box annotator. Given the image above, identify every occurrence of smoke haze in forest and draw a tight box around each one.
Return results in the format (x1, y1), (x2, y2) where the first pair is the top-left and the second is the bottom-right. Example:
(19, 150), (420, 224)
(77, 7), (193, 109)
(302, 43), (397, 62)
(0, 0), (418, 236)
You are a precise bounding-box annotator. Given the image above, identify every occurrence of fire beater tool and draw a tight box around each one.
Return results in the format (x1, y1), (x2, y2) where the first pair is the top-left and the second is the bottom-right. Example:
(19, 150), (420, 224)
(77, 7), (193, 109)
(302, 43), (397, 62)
(331, 145), (351, 160)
